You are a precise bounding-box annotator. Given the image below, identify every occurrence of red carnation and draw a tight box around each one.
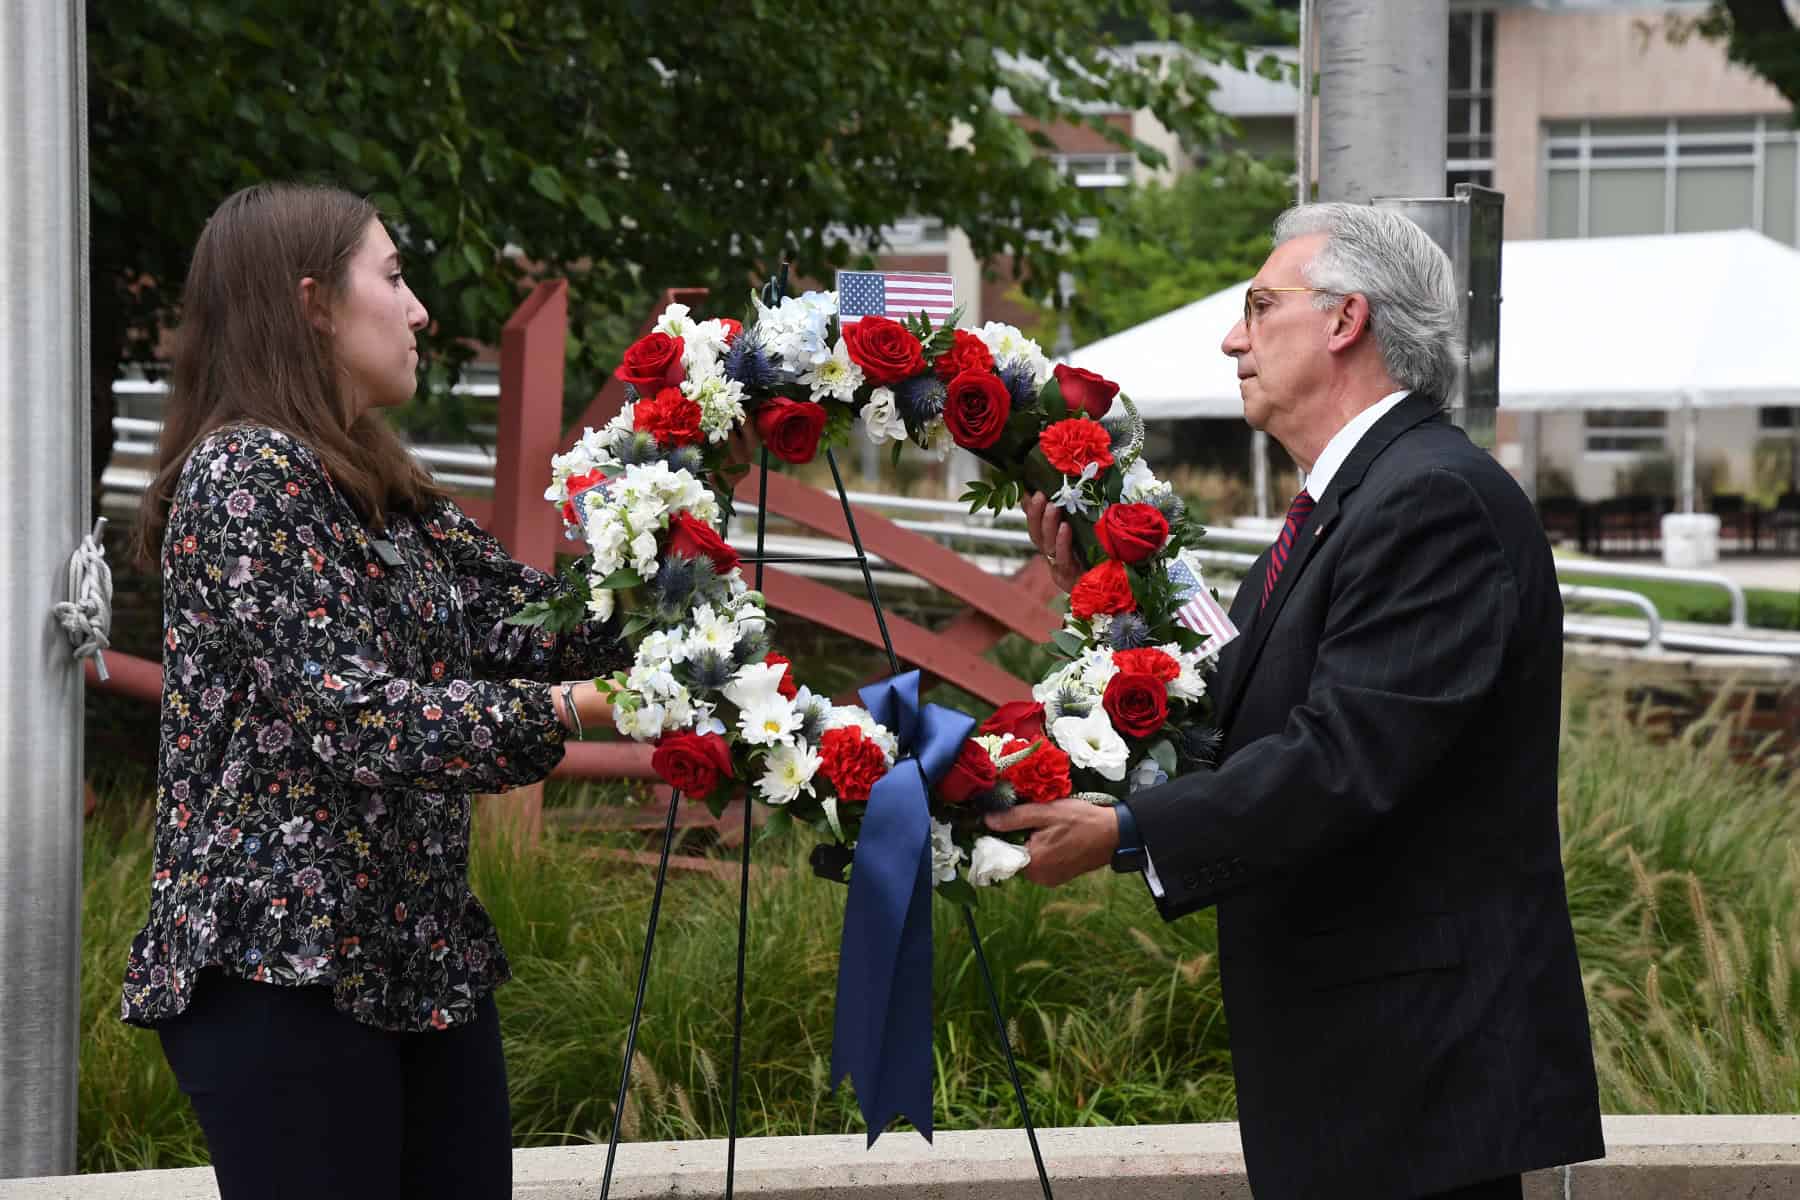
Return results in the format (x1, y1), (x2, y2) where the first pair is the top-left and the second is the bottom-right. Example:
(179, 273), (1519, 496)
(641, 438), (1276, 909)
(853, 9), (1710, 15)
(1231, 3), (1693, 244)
(1102, 672), (1169, 739)
(819, 725), (889, 804)
(752, 398), (829, 464)
(844, 316), (927, 386)
(1040, 417), (1115, 477)
(979, 700), (1047, 742)
(1052, 363), (1121, 419)
(933, 329), (995, 382)
(666, 511), (740, 577)
(634, 387), (705, 447)
(617, 332), (687, 393)
(651, 732), (734, 798)
(1095, 502), (1169, 564)
(1112, 647), (1181, 683)
(1070, 559), (1137, 621)
(1001, 737), (1072, 805)
(718, 318), (743, 346)
(763, 652), (798, 700)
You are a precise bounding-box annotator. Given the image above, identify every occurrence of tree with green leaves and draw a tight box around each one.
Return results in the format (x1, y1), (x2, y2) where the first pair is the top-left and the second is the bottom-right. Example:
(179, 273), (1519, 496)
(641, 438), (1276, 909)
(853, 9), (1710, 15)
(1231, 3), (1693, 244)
(87, 0), (1292, 489)
(1660, 2), (1800, 113)
(1016, 152), (1294, 349)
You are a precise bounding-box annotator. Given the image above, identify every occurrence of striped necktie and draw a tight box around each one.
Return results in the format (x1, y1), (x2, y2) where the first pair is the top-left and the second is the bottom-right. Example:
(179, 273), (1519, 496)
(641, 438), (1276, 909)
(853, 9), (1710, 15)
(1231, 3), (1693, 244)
(1262, 490), (1316, 608)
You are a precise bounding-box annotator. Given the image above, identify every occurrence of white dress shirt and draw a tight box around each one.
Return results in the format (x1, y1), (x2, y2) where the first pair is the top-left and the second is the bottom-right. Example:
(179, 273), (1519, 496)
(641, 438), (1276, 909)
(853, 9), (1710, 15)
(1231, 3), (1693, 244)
(1300, 389), (1412, 501)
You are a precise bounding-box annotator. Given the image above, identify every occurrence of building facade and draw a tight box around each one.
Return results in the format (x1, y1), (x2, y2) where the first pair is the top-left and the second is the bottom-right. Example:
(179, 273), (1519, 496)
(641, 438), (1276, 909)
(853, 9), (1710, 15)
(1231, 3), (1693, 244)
(873, 2), (1797, 505)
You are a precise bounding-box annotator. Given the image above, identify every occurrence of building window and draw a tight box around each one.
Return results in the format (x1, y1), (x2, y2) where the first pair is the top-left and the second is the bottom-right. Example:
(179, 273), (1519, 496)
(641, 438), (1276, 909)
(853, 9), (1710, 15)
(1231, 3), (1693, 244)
(1447, 10), (1495, 190)
(1584, 410), (1668, 456)
(1051, 152), (1134, 191)
(1543, 116), (1800, 244)
(1762, 406), (1797, 430)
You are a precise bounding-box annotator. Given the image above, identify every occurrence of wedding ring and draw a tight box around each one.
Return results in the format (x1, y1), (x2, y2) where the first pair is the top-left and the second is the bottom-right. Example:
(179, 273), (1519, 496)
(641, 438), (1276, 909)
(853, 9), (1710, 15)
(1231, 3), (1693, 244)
(1043, 553), (1057, 567)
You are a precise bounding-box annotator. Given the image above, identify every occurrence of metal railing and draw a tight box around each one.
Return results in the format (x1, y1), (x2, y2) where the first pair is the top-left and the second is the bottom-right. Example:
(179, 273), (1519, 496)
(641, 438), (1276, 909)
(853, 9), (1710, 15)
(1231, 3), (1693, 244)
(102, 401), (1796, 659)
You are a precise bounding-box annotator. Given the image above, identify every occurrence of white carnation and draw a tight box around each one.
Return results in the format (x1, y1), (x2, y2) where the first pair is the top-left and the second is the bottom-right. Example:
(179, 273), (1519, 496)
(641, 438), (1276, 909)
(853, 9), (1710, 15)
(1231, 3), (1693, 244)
(968, 836), (1031, 887)
(861, 387), (908, 444)
(973, 321), (1051, 386)
(1051, 709), (1129, 782)
(723, 662), (790, 710)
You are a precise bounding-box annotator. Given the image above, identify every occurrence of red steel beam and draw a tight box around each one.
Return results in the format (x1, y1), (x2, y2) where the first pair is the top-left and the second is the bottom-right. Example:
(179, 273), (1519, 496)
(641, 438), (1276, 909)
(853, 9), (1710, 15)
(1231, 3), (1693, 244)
(491, 279), (569, 571)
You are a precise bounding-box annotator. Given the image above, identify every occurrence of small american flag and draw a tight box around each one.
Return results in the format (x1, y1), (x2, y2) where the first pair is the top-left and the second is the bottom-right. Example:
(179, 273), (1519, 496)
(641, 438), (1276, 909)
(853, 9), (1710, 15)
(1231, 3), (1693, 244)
(837, 270), (956, 327)
(1166, 550), (1238, 662)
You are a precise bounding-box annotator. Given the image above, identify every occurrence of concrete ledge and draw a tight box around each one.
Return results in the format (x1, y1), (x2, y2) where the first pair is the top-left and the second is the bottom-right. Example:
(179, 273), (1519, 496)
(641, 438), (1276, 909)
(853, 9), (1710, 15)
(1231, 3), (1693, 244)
(4, 1116), (1796, 1198)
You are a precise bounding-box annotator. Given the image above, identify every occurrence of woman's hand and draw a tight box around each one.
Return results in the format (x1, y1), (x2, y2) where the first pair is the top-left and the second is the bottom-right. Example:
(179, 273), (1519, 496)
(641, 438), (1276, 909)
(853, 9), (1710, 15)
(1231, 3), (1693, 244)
(551, 681), (614, 737)
(1023, 491), (1082, 592)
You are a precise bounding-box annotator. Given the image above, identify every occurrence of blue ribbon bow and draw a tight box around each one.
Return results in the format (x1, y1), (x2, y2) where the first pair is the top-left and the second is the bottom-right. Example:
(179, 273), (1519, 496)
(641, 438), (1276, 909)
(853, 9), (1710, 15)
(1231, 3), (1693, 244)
(829, 669), (975, 1144)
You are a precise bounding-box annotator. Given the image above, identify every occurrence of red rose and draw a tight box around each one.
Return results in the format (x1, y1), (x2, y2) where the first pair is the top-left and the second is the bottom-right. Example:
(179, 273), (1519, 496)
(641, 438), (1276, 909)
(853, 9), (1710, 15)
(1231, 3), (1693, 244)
(651, 732), (734, 798)
(1095, 502), (1169, 564)
(819, 725), (889, 803)
(763, 652), (798, 700)
(938, 739), (998, 805)
(1052, 363), (1121, 419)
(718, 317), (743, 346)
(1070, 559), (1136, 621)
(944, 369), (1011, 450)
(843, 316), (926, 386)
(979, 700), (1046, 742)
(933, 329), (995, 382)
(1112, 647), (1180, 683)
(666, 511), (740, 577)
(617, 332), (687, 393)
(752, 398), (829, 464)
(561, 468), (608, 525)
(1102, 672), (1169, 739)
(1040, 417), (1115, 477)
(1002, 738), (1072, 804)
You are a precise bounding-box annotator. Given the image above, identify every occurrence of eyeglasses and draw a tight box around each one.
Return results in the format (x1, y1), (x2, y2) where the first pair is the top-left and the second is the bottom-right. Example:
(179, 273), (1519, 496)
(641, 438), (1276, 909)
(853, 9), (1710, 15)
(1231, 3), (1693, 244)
(1243, 286), (1339, 328)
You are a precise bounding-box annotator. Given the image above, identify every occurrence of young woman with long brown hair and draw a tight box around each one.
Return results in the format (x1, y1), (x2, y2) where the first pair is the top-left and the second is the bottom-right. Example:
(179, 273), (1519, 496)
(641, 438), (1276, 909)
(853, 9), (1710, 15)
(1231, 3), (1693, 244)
(121, 182), (619, 1198)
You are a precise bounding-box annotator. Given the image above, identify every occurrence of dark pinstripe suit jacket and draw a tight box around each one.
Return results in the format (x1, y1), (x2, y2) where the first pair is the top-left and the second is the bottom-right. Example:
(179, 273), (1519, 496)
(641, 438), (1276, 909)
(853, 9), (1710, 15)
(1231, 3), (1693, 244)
(1128, 394), (1604, 1198)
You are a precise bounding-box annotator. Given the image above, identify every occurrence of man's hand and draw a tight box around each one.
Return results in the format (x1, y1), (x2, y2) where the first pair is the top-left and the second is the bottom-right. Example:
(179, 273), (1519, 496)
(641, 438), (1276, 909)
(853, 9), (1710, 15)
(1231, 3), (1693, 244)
(1023, 492), (1082, 592)
(984, 799), (1118, 887)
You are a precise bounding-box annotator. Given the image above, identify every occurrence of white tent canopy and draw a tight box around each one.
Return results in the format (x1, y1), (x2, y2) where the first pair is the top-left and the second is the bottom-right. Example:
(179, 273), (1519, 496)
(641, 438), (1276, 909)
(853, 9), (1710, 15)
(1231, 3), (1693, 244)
(1068, 229), (1800, 420)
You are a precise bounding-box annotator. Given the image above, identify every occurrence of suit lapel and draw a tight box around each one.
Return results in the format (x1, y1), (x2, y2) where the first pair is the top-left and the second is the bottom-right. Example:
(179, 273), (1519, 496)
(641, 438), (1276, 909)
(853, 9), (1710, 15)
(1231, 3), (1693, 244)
(1212, 394), (1445, 732)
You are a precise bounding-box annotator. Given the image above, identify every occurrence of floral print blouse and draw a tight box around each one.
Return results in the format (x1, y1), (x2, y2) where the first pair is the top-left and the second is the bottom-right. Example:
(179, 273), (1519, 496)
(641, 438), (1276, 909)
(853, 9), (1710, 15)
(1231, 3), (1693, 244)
(122, 424), (625, 1033)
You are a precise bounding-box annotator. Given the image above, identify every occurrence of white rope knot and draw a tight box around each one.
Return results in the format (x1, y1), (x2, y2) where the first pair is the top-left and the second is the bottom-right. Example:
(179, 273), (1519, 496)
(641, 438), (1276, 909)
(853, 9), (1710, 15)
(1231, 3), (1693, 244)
(53, 516), (114, 682)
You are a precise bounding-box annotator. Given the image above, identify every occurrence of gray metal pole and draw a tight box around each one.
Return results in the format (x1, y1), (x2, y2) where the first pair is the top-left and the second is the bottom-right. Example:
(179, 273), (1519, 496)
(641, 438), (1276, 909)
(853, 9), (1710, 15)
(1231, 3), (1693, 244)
(0, 1), (89, 1179)
(1316, 0), (1448, 204)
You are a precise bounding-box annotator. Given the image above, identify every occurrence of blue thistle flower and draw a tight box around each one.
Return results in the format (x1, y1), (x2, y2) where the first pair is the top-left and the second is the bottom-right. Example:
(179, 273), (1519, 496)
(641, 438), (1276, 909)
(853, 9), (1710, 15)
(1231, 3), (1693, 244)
(1045, 686), (1093, 722)
(667, 445), (705, 475)
(615, 431), (661, 466)
(1151, 490), (1187, 525)
(999, 361), (1039, 413)
(683, 649), (735, 692)
(731, 625), (772, 667)
(796, 696), (829, 744)
(722, 334), (779, 391)
(651, 556), (701, 620)
(893, 373), (946, 428)
(622, 382), (641, 404)
(1108, 612), (1153, 650)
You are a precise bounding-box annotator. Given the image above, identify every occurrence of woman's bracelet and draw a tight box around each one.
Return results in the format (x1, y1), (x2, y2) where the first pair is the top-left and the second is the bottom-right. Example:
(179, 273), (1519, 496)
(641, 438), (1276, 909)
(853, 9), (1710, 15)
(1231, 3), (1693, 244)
(560, 681), (585, 739)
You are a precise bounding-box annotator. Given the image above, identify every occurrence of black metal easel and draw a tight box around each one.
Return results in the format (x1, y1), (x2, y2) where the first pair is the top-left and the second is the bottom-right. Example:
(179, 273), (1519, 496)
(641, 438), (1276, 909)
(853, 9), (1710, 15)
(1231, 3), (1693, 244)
(597, 270), (1053, 1200)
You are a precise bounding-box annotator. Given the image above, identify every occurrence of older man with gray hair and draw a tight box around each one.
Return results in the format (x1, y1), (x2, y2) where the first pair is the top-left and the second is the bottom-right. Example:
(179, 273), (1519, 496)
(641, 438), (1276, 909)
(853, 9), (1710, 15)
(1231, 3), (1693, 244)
(998, 203), (1604, 1199)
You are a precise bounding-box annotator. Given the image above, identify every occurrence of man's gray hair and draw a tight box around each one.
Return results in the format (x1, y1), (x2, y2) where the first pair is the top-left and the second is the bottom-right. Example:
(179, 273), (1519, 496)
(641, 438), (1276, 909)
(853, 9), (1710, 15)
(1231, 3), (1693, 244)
(1274, 203), (1462, 399)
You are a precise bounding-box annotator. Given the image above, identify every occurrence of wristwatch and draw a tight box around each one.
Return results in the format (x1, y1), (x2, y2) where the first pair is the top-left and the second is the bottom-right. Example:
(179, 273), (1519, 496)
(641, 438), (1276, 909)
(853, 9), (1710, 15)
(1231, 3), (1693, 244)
(1111, 801), (1147, 874)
